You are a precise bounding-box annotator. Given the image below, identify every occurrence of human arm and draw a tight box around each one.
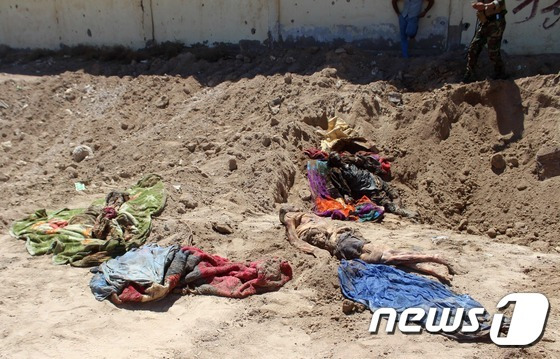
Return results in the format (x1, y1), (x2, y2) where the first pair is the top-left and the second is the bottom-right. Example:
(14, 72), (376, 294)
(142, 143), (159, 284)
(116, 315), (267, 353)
(392, 0), (400, 15)
(284, 214), (319, 257)
(472, 2), (484, 10)
(472, 0), (503, 11)
(485, 0), (504, 11)
(419, 0), (434, 17)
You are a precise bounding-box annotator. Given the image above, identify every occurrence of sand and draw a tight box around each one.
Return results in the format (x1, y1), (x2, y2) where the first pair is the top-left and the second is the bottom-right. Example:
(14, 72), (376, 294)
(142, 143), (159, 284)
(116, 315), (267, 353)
(0, 47), (559, 358)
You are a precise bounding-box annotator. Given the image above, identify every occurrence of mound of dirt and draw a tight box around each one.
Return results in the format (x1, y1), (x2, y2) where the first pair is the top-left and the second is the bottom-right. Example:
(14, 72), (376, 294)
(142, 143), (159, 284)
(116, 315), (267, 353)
(0, 48), (559, 357)
(0, 49), (558, 251)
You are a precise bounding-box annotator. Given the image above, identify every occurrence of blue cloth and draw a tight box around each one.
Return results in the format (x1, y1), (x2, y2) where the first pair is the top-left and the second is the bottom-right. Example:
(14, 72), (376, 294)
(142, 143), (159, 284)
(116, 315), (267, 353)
(90, 244), (179, 300)
(338, 260), (491, 340)
(401, 0), (424, 18)
(399, 14), (419, 58)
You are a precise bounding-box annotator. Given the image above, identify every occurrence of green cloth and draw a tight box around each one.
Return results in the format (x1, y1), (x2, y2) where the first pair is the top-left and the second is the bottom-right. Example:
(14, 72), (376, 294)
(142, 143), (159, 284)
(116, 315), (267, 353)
(10, 174), (166, 267)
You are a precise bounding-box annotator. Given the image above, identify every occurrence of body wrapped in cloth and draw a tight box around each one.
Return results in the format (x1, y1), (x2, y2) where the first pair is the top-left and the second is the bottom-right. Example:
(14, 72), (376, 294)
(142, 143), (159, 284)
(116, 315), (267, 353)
(10, 174), (166, 266)
(90, 244), (293, 304)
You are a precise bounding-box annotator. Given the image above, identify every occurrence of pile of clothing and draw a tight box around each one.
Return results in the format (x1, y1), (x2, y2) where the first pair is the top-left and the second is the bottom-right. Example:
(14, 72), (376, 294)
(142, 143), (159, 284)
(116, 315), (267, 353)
(10, 174), (166, 266)
(90, 244), (292, 304)
(305, 117), (414, 221)
(307, 160), (386, 221)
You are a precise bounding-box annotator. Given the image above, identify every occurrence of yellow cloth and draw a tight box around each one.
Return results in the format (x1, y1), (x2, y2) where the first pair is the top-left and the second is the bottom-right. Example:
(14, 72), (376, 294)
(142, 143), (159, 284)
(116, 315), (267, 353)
(319, 117), (357, 151)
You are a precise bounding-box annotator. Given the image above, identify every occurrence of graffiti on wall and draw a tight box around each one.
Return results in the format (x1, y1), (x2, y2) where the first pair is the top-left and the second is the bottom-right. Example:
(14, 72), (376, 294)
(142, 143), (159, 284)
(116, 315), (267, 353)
(512, 0), (560, 29)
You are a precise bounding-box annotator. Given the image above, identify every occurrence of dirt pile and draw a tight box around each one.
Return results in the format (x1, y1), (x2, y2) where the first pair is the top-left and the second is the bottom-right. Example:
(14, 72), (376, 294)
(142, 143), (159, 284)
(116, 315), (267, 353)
(0, 49), (558, 251)
(376, 76), (560, 251)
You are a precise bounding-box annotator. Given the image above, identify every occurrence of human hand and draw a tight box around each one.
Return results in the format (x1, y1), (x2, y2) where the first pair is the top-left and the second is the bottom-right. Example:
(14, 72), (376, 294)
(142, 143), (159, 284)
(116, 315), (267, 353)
(110, 293), (123, 305)
(143, 282), (170, 302)
(419, 11), (427, 18)
(472, 2), (486, 11)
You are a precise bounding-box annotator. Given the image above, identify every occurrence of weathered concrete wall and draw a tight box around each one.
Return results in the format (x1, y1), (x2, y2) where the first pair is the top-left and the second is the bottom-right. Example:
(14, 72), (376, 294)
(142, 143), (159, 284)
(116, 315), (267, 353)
(151, 0), (271, 44)
(55, 0), (150, 48)
(0, 0), (559, 55)
(0, 0), (150, 49)
(0, 0), (60, 49)
(277, 0), (450, 51)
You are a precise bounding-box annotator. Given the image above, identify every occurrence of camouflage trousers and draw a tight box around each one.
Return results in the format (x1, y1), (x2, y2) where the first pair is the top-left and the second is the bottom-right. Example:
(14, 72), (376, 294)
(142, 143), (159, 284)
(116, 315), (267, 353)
(466, 18), (506, 73)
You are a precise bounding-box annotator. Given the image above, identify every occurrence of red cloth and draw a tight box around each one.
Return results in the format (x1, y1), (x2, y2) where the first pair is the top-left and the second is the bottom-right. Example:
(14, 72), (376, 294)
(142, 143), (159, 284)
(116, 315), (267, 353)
(110, 246), (292, 303)
(181, 246), (293, 298)
(379, 157), (391, 174)
(119, 283), (146, 302)
(304, 148), (329, 160)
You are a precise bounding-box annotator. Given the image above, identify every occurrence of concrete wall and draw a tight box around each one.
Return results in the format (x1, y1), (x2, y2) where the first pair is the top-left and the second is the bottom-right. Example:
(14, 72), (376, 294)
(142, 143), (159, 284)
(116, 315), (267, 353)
(0, 0), (150, 49)
(151, 0), (271, 44)
(277, 0), (450, 51)
(55, 0), (150, 48)
(0, 0), (60, 49)
(0, 0), (559, 55)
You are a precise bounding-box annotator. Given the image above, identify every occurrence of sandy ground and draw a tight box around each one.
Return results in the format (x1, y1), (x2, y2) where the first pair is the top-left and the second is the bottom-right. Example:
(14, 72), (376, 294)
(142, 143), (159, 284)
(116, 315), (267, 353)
(1, 212), (559, 358)
(0, 48), (559, 358)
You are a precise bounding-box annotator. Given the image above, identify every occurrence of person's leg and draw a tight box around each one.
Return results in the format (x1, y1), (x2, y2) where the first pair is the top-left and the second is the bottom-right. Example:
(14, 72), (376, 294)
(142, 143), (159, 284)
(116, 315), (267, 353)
(488, 20), (507, 78)
(405, 16), (419, 39)
(359, 244), (384, 263)
(464, 23), (488, 81)
(359, 244), (454, 282)
(399, 15), (409, 58)
(406, 16), (418, 56)
(380, 250), (454, 274)
(400, 262), (452, 282)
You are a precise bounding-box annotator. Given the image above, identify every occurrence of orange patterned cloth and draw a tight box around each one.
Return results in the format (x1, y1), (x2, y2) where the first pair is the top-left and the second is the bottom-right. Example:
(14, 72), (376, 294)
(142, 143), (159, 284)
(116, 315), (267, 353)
(314, 195), (383, 222)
